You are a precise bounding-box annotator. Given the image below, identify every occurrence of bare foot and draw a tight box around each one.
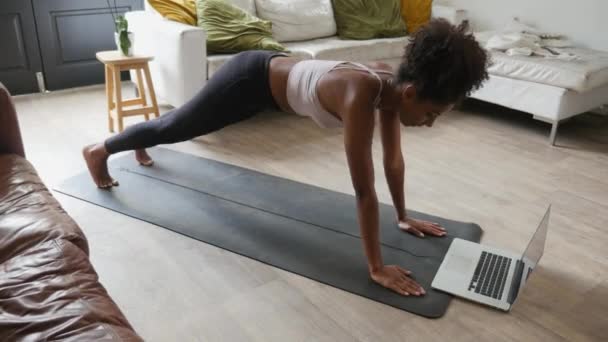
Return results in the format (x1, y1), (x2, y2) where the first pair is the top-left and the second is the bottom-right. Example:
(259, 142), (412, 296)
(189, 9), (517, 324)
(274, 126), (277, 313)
(135, 149), (154, 166)
(82, 143), (119, 188)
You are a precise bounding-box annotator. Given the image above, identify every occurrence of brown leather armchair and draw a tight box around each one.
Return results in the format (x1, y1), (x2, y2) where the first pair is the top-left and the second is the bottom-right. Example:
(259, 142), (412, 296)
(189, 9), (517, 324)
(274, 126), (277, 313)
(0, 83), (143, 341)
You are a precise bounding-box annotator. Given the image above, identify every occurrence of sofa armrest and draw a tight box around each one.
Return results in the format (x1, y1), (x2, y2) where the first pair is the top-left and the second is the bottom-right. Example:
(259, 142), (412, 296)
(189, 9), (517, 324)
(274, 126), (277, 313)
(0, 83), (25, 158)
(125, 11), (207, 108)
(432, 4), (468, 26)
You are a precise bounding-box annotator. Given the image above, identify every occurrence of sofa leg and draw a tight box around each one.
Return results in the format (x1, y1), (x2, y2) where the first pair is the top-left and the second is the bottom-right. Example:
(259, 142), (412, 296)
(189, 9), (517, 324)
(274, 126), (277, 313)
(549, 121), (559, 146)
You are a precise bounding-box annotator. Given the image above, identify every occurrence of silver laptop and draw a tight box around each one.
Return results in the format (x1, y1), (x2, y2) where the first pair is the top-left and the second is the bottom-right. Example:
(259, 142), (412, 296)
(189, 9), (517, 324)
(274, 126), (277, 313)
(431, 206), (550, 311)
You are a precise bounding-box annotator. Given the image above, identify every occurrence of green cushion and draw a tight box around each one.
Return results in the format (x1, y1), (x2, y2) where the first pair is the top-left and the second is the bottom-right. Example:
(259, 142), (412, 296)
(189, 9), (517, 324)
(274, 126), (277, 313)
(332, 0), (407, 40)
(196, 0), (286, 54)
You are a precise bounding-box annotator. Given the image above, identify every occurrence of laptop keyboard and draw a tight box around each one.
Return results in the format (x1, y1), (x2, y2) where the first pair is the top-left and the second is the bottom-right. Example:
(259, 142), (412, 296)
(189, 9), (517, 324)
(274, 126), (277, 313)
(468, 251), (512, 299)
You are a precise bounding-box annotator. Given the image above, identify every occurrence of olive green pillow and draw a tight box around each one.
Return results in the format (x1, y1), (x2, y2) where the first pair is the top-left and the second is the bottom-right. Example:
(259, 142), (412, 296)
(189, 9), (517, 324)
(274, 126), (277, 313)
(332, 0), (407, 40)
(196, 0), (286, 54)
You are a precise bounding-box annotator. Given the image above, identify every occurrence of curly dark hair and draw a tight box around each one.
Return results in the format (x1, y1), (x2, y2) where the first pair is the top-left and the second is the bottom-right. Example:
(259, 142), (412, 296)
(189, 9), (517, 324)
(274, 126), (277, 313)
(396, 19), (489, 104)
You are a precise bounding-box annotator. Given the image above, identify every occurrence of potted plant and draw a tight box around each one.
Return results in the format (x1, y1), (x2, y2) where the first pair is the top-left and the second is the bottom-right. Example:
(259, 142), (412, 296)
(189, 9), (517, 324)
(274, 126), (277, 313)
(107, 0), (133, 56)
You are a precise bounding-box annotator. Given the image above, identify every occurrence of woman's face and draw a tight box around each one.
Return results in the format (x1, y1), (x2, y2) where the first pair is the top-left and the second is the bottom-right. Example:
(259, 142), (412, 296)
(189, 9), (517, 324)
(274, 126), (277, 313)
(397, 85), (453, 127)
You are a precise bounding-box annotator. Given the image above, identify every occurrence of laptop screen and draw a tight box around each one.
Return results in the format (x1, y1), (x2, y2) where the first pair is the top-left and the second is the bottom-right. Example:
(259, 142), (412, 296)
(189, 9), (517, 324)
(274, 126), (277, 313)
(512, 206), (551, 303)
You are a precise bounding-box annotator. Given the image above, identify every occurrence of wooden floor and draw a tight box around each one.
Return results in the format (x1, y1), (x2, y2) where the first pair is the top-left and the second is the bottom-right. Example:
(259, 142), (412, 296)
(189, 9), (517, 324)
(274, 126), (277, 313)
(13, 84), (608, 341)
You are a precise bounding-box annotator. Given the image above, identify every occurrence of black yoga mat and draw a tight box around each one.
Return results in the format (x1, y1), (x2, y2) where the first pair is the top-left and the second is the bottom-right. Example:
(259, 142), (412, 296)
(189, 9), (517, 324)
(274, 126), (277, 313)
(56, 148), (482, 318)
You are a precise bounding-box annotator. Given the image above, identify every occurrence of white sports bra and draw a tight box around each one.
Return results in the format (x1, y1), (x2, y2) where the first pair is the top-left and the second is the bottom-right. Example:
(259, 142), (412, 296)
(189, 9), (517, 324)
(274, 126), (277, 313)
(285, 60), (394, 128)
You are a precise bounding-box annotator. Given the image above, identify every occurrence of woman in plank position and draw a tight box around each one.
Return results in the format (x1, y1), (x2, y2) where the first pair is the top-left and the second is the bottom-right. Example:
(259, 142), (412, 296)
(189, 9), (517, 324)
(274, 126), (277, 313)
(83, 19), (489, 297)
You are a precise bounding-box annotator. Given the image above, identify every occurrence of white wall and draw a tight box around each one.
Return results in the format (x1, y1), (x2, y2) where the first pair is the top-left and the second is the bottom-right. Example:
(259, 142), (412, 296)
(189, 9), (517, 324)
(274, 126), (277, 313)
(440, 0), (608, 51)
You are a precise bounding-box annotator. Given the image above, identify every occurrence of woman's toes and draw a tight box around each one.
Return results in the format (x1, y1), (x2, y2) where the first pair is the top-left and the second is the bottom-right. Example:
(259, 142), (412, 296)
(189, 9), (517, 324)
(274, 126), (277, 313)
(99, 179), (113, 189)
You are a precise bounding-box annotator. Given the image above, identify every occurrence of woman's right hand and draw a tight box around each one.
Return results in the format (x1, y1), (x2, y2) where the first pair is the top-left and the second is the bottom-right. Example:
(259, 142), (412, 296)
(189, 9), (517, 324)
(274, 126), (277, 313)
(370, 265), (426, 296)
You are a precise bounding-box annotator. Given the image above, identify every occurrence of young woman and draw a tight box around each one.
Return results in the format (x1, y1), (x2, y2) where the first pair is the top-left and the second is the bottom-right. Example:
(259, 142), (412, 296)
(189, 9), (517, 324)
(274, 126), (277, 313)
(83, 19), (489, 297)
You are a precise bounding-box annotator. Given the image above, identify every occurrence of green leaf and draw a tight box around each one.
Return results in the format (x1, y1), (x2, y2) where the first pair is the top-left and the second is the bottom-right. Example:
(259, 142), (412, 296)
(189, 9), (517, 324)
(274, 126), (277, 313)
(115, 15), (128, 32)
(119, 31), (131, 55)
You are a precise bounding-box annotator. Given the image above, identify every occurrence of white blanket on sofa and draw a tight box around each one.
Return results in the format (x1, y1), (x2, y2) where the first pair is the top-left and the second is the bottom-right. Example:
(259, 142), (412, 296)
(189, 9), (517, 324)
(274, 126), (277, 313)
(479, 18), (579, 61)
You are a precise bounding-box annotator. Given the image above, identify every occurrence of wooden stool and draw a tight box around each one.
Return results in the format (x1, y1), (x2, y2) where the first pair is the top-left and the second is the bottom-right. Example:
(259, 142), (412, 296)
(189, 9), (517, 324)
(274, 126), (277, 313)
(96, 51), (160, 133)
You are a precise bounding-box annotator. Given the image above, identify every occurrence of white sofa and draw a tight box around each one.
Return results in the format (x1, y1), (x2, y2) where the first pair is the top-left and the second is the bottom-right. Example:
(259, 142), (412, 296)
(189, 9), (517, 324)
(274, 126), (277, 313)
(125, 0), (467, 108)
(471, 34), (608, 145)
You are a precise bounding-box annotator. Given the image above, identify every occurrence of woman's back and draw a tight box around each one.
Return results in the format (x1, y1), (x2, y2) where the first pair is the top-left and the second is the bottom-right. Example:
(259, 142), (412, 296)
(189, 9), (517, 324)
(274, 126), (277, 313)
(268, 57), (394, 128)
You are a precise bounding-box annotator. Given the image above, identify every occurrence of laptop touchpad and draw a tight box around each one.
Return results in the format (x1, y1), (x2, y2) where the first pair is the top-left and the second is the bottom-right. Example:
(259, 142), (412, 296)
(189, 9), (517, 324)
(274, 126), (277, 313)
(446, 254), (474, 273)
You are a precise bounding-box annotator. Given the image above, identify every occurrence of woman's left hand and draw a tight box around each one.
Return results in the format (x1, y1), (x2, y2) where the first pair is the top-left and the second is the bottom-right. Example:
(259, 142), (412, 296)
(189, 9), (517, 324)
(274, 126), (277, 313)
(398, 218), (446, 238)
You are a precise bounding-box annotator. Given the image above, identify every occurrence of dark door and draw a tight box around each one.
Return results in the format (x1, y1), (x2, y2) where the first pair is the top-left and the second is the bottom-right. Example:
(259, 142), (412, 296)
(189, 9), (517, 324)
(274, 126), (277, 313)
(0, 0), (44, 95)
(33, 0), (143, 91)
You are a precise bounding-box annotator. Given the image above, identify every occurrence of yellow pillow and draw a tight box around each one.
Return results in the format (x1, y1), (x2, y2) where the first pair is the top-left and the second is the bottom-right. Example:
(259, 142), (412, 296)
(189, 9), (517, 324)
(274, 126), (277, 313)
(401, 0), (432, 34)
(183, 0), (196, 11)
(148, 0), (197, 26)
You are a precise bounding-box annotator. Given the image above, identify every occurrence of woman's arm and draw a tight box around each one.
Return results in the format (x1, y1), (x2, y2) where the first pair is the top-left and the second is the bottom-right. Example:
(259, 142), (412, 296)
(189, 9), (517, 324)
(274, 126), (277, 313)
(379, 110), (406, 221)
(343, 99), (383, 272)
(342, 87), (424, 297)
(379, 110), (447, 238)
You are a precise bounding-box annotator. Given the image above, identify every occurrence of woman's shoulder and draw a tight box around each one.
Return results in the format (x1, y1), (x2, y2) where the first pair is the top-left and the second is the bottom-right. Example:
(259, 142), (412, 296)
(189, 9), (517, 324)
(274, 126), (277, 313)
(364, 61), (394, 73)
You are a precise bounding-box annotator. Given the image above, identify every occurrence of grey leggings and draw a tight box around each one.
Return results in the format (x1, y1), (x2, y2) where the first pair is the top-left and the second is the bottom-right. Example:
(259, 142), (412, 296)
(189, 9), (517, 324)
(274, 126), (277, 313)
(105, 50), (284, 153)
